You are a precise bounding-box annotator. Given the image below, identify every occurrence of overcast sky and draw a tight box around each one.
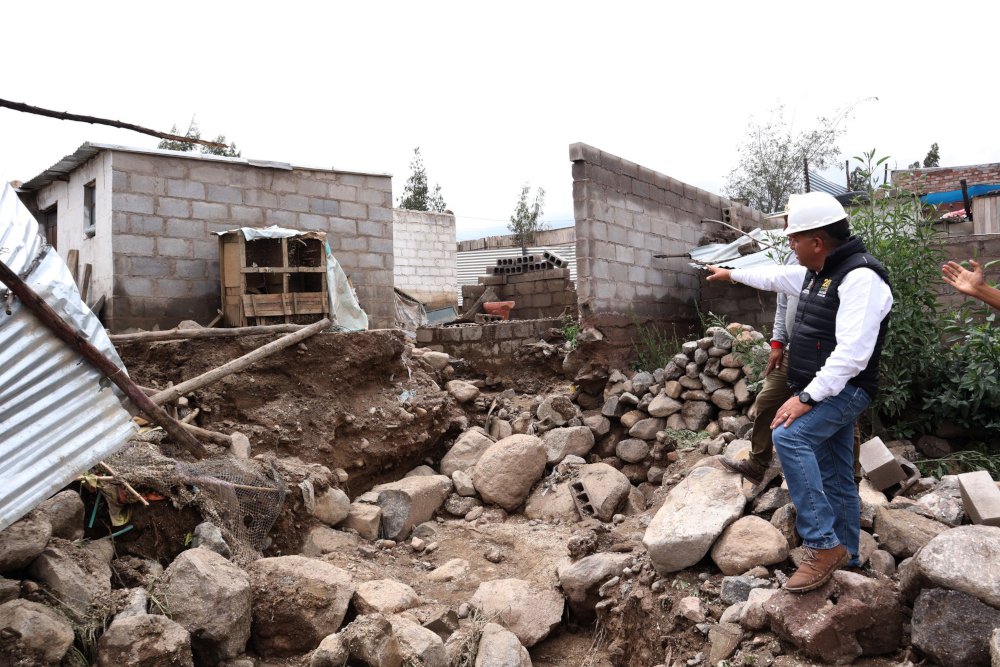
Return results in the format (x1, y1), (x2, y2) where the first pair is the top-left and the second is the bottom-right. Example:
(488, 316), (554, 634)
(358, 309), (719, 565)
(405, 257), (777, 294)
(2, 2), (998, 240)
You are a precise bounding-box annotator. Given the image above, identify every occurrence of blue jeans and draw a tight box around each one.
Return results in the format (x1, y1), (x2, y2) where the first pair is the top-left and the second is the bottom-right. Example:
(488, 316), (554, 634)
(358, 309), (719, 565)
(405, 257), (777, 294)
(772, 384), (869, 567)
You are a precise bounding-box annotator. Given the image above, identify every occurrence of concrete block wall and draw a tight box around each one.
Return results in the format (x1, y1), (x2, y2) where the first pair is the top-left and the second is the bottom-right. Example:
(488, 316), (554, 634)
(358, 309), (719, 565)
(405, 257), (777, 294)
(106, 149), (394, 332)
(569, 142), (765, 341)
(392, 209), (457, 308)
(416, 318), (561, 370)
(463, 268), (577, 320)
(935, 233), (1000, 311)
(892, 163), (1000, 194)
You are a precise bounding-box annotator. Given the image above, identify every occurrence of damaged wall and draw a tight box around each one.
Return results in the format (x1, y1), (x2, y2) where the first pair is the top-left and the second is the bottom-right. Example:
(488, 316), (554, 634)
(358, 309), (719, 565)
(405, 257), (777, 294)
(569, 143), (767, 341)
(416, 318), (562, 370)
(392, 209), (457, 309)
(23, 145), (396, 332)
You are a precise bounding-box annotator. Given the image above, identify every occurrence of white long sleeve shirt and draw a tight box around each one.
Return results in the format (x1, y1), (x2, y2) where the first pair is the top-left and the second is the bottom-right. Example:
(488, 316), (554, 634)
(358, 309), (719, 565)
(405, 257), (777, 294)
(731, 264), (893, 402)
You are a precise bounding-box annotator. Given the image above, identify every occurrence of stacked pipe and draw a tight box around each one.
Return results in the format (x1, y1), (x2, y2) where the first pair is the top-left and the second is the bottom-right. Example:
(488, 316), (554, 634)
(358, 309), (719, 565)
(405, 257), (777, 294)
(490, 251), (569, 275)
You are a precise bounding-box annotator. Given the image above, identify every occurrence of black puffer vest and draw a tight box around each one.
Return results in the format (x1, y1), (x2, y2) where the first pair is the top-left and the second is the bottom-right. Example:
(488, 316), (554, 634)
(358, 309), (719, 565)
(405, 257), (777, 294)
(786, 236), (891, 398)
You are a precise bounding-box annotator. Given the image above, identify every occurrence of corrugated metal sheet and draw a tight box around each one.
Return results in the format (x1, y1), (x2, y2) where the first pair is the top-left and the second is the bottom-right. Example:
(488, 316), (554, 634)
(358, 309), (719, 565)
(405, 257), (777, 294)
(0, 184), (135, 531)
(687, 227), (784, 270)
(456, 244), (576, 305)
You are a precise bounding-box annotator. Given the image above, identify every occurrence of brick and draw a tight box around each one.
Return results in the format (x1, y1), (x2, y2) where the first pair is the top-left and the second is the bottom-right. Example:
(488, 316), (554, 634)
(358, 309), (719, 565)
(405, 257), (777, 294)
(156, 197), (191, 218)
(192, 201), (229, 220)
(265, 209), (298, 226)
(369, 206), (392, 223)
(297, 214), (328, 232)
(279, 194), (309, 212)
(111, 152), (156, 174)
(340, 236), (367, 251)
(128, 256), (171, 278)
(328, 184), (357, 201)
(129, 215), (164, 235)
(116, 193), (154, 215)
(165, 179), (205, 199)
(114, 276), (155, 297)
(115, 234), (155, 255)
(340, 202), (367, 219)
(326, 218), (357, 235)
(206, 184), (243, 204)
(192, 241), (217, 260)
(155, 278), (193, 298)
(295, 179), (328, 197)
(958, 471), (1000, 526)
(308, 198), (340, 216)
(166, 218), (206, 238)
(231, 205), (265, 224)
(358, 254), (384, 269)
(243, 190), (278, 208)
(157, 237), (192, 257)
(358, 220), (388, 237)
(174, 259), (209, 279)
(129, 174), (165, 195)
(188, 164), (232, 184)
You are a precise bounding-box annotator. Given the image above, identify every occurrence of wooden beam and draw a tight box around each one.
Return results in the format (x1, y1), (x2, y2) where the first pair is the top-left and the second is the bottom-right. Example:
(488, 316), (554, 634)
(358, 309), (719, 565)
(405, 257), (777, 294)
(109, 322), (312, 344)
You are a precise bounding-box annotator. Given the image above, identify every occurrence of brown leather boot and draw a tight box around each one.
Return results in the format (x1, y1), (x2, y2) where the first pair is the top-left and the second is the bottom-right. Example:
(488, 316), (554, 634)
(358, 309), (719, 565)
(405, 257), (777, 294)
(784, 544), (849, 593)
(719, 456), (765, 486)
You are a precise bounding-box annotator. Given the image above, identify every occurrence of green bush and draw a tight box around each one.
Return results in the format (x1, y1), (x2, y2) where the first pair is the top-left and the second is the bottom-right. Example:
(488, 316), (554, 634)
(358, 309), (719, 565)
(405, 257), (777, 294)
(629, 313), (681, 372)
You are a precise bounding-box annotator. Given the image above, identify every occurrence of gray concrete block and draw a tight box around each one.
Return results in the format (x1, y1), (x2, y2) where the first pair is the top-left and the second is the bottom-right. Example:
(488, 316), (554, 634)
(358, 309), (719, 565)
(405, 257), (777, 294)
(230, 205), (265, 223)
(295, 179), (328, 197)
(129, 215), (164, 235)
(206, 184), (243, 205)
(128, 256), (171, 278)
(297, 213), (328, 231)
(243, 190), (278, 208)
(174, 259), (209, 279)
(860, 437), (908, 491)
(156, 197), (191, 218)
(116, 193), (155, 215)
(188, 164), (232, 184)
(328, 184), (357, 201)
(191, 240), (218, 261)
(155, 279), (193, 298)
(369, 206), (392, 222)
(165, 179), (205, 199)
(340, 201), (367, 219)
(165, 218), (206, 238)
(157, 237), (193, 258)
(265, 209), (298, 226)
(308, 198), (340, 216)
(191, 201), (228, 220)
(358, 220), (388, 237)
(278, 194), (309, 212)
(128, 173), (164, 195)
(365, 175), (392, 193)
(958, 470), (1000, 526)
(115, 234), (155, 255)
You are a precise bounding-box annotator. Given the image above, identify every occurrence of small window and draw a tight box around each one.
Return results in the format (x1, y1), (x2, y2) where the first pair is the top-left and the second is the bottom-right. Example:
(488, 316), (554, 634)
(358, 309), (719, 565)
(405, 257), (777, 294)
(41, 204), (58, 249)
(83, 181), (96, 238)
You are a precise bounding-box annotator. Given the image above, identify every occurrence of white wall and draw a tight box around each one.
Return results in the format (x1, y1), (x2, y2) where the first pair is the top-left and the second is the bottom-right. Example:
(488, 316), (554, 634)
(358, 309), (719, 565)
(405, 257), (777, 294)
(392, 209), (457, 308)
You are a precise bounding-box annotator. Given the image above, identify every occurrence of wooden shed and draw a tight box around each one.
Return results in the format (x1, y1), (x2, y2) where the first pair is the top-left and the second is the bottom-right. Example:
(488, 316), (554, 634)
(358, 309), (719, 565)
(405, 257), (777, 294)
(218, 230), (329, 326)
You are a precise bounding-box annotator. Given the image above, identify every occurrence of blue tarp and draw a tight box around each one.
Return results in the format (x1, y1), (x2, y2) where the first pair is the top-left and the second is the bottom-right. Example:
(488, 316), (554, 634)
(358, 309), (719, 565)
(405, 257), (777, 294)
(921, 184), (1000, 205)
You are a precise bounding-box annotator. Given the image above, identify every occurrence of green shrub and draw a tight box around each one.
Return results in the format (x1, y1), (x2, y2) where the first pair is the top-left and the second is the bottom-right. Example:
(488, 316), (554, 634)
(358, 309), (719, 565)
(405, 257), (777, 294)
(630, 314), (681, 372)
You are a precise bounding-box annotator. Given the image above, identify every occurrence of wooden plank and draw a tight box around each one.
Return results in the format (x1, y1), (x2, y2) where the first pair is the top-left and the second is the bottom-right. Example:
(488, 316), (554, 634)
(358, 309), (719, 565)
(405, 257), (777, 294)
(79, 263), (92, 304)
(242, 293), (325, 317)
(66, 249), (79, 287)
(239, 266), (326, 273)
(110, 322), (314, 343)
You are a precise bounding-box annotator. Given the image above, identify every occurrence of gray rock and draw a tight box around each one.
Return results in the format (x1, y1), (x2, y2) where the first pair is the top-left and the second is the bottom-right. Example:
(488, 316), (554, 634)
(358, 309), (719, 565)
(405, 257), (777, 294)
(739, 587), (779, 631)
(631, 371), (654, 396)
(600, 396), (624, 419)
(374, 475), (452, 540)
(341, 503), (381, 540)
(441, 430), (494, 476)
(452, 470), (477, 497)
(426, 558), (470, 583)
(914, 525), (1000, 608)
(720, 575), (773, 605)
(341, 613), (403, 667)
(444, 493), (481, 517)
(616, 438), (650, 464)
(0, 576), (18, 604)
(582, 413), (611, 438)
(98, 614), (194, 667)
(406, 465), (439, 477)
(868, 549), (896, 576)
(859, 479), (889, 528)
(314, 488), (352, 526)
(991, 628), (1000, 667)
(446, 380), (480, 403)
(711, 516), (789, 575)
(421, 350), (451, 370)
(711, 388), (737, 410)
(764, 571), (902, 664)
(471, 579), (563, 647)
(908, 490), (965, 527)
(874, 507), (949, 558)
(557, 552), (632, 620)
(681, 400), (714, 431)
(537, 395), (578, 426)
(37, 490), (85, 540)
(475, 622), (531, 667)
(912, 588), (1000, 667)
(524, 480), (578, 522)
(647, 393), (683, 418)
(489, 419), (513, 441)
(311, 633), (349, 667)
(389, 615), (447, 667)
(628, 417), (666, 440)
(249, 555), (356, 657)
(578, 462), (631, 522)
(27, 538), (111, 615)
(473, 435), (547, 512)
(643, 465), (746, 574)
(191, 522), (231, 558)
(542, 426), (595, 464)
(915, 434), (952, 458)
(700, 373), (724, 394)
(753, 487), (792, 515)
(160, 547), (251, 663)
(0, 599), (74, 665)
(115, 587), (149, 620)
(354, 579), (420, 615)
(708, 622), (742, 665)
(0, 510), (51, 572)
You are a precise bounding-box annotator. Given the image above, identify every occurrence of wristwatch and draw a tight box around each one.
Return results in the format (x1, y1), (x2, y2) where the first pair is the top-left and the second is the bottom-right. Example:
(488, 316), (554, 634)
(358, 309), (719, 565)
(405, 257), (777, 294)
(799, 392), (818, 407)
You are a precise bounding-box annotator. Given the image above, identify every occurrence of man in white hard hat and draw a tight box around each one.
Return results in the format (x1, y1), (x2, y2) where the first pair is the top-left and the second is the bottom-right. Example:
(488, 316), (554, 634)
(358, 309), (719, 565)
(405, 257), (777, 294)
(707, 192), (893, 593)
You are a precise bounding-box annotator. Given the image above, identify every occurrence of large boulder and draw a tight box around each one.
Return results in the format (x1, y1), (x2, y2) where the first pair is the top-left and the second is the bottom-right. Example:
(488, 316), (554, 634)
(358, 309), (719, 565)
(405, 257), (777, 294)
(541, 426), (595, 464)
(388, 615), (447, 667)
(470, 579), (563, 647)
(913, 525), (1000, 609)
(37, 490), (85, 540)
(536, 395), (578, 427)
(576, 463), (631, 522)
(303, 527), (360, 557)
(764, 571), (902, 664)
(97, 614), (194, 667)
(446, 380), (480, 403)
(643, 465), (746, 574)
(374, 475), (452, 540)
(557, 552), (632, 621)
(0, 599), (74, 665)
(354, 579), (421, 615)
(27, 538), (111, 614)
(874, 507), (949, 558)
(710, 516), (789, 575)
(340, 613), (403, 667)
(0, 510), (51, 572)
(440, 430), (494, 476)
(159, 548), (252, 663)
(249, 556), (356, 657)
(473, 435), (547, 512)
(311, 633), (349, 667)
(314, 487), (351, 526)
(475, 622), (532, 667)
(911, 588), (1000, 667)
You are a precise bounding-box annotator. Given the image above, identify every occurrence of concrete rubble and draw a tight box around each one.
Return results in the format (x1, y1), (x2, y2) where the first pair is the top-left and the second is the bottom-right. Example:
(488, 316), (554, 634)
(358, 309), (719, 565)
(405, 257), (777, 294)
(0, 321), (998, 667)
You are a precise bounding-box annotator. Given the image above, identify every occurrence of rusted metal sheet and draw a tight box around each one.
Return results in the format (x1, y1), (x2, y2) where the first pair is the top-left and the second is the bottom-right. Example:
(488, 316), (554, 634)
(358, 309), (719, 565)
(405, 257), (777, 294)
(0, 183), (135, 531)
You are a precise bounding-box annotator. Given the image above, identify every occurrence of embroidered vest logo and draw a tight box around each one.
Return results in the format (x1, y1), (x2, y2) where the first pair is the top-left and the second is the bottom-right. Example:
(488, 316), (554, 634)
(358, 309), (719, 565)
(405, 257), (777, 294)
(816, 278), (834, 298)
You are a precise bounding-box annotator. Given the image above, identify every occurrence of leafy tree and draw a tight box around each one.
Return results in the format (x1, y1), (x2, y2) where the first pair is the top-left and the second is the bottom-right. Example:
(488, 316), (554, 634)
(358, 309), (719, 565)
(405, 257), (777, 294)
(725, 104), (846, 213)
(907, 143), (941, 169)
(397, 147), (447, 212)
(157, 117), (241, 157)
(508, 184), (545, 252)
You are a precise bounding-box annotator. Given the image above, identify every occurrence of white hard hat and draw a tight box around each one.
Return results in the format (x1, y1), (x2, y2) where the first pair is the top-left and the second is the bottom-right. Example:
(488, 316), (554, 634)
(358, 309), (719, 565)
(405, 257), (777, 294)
(781, 192), (848, 236)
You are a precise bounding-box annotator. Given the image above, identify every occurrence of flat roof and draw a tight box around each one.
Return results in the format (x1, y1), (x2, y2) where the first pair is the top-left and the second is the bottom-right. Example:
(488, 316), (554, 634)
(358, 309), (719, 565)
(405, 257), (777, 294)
(19, 142), (392, 193)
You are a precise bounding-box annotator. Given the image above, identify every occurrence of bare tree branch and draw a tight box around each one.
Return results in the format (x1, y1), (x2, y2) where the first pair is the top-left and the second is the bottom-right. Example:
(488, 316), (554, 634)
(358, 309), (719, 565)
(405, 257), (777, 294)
(0, 98), (228, 150)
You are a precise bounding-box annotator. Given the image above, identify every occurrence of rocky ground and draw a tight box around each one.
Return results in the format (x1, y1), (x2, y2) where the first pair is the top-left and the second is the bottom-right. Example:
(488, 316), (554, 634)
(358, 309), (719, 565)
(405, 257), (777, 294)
(0, 323), (999, 667)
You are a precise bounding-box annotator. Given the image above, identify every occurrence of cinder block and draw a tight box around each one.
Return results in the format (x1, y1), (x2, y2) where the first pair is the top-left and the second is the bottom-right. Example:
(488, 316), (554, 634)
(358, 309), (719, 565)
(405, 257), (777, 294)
(165, 179), (205, 199)
(416, 327), (434, 344)
(859, 437), (907, 491)
(958, 470), (1000, 526)
(116, 193), (155, 215)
